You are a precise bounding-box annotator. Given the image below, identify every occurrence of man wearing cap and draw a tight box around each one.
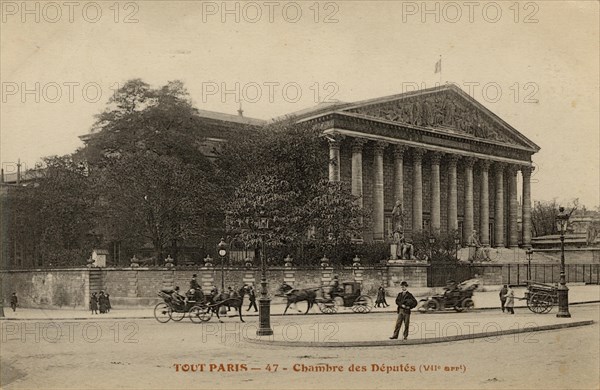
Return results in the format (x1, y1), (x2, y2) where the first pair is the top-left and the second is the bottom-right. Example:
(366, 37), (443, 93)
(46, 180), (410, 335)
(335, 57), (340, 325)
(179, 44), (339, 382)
(390, 281), (418, 340)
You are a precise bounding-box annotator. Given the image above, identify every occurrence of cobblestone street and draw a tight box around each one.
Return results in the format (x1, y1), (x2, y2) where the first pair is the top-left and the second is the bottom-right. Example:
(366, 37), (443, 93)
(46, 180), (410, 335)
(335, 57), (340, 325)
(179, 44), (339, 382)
(2, 304), (598, 389)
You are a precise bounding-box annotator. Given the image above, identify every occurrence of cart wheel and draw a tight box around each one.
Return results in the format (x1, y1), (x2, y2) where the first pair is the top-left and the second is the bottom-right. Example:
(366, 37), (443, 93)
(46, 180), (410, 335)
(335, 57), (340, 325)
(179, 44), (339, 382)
(189, 305), (212, 323)
(461, 298), (475, 311)
(538, 293), (554, 313)
(352, 295), (373, 313)
(169, 307), (185, 322)
(318, 302), (337, 314)
(154, 303), (171, 323)
(529, 293), (551, 314)
(426, 300), (440, 311)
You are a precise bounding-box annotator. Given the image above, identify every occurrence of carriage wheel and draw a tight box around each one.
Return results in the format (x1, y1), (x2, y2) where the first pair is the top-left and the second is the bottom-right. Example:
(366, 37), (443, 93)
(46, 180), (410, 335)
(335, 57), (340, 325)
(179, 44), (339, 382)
(154, 303), (171, 323)
(352, 295), (373, 313)
(426, 299), (440, 311)
(318, 301), (337, 314)
(460, 298), (475, 312)
(528, 293), (551, 314)
(169, 306), (186, 322)
(189, 305), (212, 323)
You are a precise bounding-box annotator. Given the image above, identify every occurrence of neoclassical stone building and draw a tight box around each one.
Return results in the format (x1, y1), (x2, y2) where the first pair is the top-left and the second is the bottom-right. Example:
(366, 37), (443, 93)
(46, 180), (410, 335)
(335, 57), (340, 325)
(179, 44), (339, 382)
(297, 84), (539, 248)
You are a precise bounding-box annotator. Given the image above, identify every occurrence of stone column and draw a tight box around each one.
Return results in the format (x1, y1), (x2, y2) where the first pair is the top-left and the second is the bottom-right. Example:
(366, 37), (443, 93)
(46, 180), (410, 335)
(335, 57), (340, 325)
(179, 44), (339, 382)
(479, 160), (491, 246)
(351, 139), (366, 207)
(412, 148), (425, 233)
(522, 166), (533, 248)
(494, 163), (505, 247)
(430, 152), (442, 232)
(508, 165), (519, 247)
(201, 255), (215, 295)
(243, 258), (256, 286)
(393, 145), (406, 206)
(328, 136), (342, 182)
(372, 142), (387, 241)
(463, 157), (475, 243)
(282, 255), (295, 287)
(447, 155), (459, 233)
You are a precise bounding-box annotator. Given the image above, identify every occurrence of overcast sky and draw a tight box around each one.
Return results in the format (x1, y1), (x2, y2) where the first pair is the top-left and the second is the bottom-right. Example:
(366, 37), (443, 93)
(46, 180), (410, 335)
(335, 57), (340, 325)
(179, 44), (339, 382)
(1, 1), (598, 207)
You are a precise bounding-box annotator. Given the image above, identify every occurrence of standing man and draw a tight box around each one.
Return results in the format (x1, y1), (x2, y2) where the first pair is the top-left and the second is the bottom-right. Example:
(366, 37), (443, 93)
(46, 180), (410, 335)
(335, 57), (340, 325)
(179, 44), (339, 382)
(504, 285), (515, 314)
(499, 284), (508, 312)
(10, 292), (18, 312)
(246, 286), (258, 312)
(389, 281), (417, 340)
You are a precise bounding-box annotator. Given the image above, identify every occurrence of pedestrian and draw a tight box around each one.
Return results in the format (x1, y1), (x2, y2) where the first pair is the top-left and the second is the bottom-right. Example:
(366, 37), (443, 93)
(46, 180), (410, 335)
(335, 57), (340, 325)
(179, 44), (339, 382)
(98, 291), (108, 314)
(389, 281), (417, 340)
(246, 286), (258, 312)
(106, 293), (112, 313)
(504, 285), (515, 314)
(10, 292), (18, 312)
(376, 286), (389, 308)
(499, 284), (508, 312)
(90, 292), (98, 315)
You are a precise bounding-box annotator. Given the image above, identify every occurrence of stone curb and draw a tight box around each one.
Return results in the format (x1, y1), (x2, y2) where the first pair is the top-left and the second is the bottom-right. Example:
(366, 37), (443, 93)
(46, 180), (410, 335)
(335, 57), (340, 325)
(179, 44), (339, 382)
(245, 320), (595, 348)
(1, 301), (598, 322)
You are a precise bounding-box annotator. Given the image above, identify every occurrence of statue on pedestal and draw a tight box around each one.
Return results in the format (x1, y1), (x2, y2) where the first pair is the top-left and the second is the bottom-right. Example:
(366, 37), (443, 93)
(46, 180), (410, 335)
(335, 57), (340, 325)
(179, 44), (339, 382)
(391, 200), (406, 233)
(393, 230), (414, 260)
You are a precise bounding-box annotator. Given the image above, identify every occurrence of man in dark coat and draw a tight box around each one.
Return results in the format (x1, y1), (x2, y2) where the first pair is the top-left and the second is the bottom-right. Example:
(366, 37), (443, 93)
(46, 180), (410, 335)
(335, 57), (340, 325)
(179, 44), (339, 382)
(90, 292), (98, 315)
(10, 293), (18, 312)
(246, 285), (258, 312)
(98, 291), (108, 314)
(190, 274), (201, 291)
(499, 284), (508, 312)
(390, 281), (417, 340)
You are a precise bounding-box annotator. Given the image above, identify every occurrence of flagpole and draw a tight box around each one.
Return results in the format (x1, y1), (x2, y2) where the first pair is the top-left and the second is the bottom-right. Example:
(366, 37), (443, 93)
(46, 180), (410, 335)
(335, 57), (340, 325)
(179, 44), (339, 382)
(439, 55), (442, 86)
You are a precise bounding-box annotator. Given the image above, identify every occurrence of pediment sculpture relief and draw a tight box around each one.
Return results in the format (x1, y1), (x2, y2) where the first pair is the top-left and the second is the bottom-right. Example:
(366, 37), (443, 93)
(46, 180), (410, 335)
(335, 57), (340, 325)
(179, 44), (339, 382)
(348, 91), (516, 145)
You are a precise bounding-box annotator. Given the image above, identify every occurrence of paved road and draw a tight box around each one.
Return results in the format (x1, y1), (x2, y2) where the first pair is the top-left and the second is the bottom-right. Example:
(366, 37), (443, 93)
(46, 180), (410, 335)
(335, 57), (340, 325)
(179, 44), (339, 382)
(1, 304), (598, 389)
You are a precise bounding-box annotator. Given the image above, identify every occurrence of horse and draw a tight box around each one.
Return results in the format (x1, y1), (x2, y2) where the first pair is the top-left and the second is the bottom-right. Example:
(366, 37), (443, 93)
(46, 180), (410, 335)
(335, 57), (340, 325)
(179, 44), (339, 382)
(277, 283), (318, 315)
(209, 287), (246, 322)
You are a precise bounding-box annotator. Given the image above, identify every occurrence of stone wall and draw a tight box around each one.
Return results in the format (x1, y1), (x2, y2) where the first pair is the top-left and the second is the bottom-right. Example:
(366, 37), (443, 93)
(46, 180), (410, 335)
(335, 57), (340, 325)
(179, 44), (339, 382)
(0, 268), (89, 308)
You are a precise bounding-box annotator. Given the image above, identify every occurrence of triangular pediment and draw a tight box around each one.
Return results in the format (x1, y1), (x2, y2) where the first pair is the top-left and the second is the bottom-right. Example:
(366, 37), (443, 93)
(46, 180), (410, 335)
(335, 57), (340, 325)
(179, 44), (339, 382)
(340, 85), (539, 151)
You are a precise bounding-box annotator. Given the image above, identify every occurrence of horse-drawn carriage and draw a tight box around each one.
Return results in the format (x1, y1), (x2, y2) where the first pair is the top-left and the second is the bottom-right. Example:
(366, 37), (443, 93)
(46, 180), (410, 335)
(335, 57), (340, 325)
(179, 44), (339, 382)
(278, 281), (373, 315)
(524, 281), (558, 314)
(153, 288), (245, 323)
(418, 278), (479, 312)
(316, 281), (374, 314)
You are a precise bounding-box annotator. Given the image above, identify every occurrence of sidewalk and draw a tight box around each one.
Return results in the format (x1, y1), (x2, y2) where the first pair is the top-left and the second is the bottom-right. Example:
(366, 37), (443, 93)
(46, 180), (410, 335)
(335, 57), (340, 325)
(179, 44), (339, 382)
(1, 285), (598, 321)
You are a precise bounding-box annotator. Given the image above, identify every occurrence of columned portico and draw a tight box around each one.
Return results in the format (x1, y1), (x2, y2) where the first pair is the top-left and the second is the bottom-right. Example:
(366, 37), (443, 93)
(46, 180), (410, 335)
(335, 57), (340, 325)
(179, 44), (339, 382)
(430, 152), (441, 232)
(372, 142), (387, 241)
(479, 160), (491, 246)
(447, 154), (459, 233)
(463, 157), (475, 243)
(412, 148), (425, 233)
(508, 166), (519, 247)
(494, 163), (505, 248)
(522, 166), (533, 248)
(305, 84), (540, 247)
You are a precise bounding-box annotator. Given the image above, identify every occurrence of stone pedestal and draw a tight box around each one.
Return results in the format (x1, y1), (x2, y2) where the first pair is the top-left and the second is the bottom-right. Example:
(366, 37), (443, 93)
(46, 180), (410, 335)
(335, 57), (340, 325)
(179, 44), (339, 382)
(321, 267), (334, 286)
(162, 268), (174, 289)
(243, 269), (256, 287)
(390, 244), (398, 260)
(200, 267), (214, 295)
(127, 270), (138, 298)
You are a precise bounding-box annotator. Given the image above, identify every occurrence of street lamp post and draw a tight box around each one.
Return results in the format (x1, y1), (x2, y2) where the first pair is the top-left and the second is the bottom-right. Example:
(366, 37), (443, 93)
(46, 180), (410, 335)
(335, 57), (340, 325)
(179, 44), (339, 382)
(217, 238), (228, 315)
(428, 236), (436, 263)
(526, 248), (533, 281)
(257, 217), (273, 336)
(555, 207), (571, 318)
(454, 236), (461, 260)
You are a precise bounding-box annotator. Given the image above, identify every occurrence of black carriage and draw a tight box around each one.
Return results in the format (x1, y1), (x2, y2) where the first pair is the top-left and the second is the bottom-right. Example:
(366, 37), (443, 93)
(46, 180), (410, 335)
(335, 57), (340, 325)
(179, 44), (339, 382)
(419, 279), (479, 312)
(153, 289), (210, 323)
(524, 281), (558, 314)
(316, 281), (373, 314)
